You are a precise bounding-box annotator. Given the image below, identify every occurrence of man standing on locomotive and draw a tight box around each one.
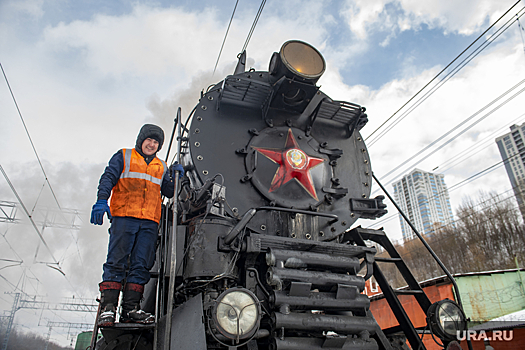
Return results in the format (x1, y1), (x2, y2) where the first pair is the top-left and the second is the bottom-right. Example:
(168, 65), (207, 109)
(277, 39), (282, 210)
(90, 124), (183, 326)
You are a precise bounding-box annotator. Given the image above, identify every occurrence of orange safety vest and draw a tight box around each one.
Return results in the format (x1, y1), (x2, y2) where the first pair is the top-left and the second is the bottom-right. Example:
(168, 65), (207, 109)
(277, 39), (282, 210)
(110, 148), (167, 223)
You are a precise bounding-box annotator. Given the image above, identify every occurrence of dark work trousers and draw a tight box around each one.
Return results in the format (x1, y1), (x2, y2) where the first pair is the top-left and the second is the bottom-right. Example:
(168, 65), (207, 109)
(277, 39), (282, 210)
(102, 216), (158, 285)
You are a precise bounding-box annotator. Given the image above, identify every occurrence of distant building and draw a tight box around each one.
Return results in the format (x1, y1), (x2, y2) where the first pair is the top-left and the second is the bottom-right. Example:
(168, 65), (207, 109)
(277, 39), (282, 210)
(392, 168), (454, 240)
(495, 124), (525, 219)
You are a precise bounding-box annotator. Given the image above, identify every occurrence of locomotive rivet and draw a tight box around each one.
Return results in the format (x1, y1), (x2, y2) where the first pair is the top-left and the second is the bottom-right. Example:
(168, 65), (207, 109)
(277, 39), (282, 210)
(261, 225), (266, 231)
(291, 233), (297, 238)
(362, 194), (367, 198)
(331, 227), (336, 232)
(357, 137), (362, 141)
(195, 128), (200, 134)
(341, 221), (347, 226)
(297, 135), (302, 140)
(279, 133), (284, 137)
(207, 96), (214, 100)
(361, 149), (366, 153)
(259, 73), (263, 77)
(306, 233), (312, 239)
(203, 170), (208, 175)
(201, 105), (207, 110)
(247, 74), (251, 78)
(197, 155), (203, 161)
(320, 231), (325, 236)
(364, 160), (368, 164)
(197, 116), (203, 121)
(195, 142), (200, 147)
(364, 182), (369, 187)
(351, 213), (355, 217)
(232, 207), (238, 214)
(249, 271), (255, 277)
(365, 171), (370, 176)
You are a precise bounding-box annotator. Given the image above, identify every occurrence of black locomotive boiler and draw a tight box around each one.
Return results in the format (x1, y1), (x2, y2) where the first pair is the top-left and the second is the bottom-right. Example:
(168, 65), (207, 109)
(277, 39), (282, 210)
(92, 40), (467, 350)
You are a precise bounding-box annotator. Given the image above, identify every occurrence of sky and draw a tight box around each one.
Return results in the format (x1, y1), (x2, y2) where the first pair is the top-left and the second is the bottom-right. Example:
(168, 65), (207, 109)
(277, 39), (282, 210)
(1, 0), (525, 346)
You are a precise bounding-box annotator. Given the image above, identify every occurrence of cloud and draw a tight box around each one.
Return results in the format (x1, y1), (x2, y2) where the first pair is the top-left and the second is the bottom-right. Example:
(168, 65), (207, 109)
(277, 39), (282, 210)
(0, 0), (44, 19)
(341, 0), (508, 40)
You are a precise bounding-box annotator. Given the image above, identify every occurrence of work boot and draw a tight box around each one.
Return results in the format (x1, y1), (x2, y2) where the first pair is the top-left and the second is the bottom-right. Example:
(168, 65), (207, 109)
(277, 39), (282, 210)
(97, 281), (121, 327)
(120, 283), (155, 324)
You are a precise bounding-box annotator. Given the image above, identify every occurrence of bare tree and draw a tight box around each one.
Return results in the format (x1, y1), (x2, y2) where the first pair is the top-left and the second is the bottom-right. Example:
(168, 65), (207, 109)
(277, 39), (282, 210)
(380, 191), (525, 288)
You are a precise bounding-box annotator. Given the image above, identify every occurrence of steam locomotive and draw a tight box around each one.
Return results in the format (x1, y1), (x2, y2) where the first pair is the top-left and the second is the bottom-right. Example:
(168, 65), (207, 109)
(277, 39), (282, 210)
(92, 41), (467, 350)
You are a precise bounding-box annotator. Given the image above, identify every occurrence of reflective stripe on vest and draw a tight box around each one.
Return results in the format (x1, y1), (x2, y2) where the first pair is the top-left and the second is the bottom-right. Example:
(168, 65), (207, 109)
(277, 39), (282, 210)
(121, 148), (167, 185)
(110, 149), (167, 223)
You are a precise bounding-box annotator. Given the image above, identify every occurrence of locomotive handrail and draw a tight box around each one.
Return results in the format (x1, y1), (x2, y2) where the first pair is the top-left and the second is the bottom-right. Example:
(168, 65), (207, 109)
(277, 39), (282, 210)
(373, 174), (474, 350)
(223, 206), (339, 245)
(163, 108), (183, 350)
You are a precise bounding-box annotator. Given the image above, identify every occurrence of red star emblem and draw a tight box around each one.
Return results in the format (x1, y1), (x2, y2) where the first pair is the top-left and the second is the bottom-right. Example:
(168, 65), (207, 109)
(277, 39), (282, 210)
(253, 129), (325, 200)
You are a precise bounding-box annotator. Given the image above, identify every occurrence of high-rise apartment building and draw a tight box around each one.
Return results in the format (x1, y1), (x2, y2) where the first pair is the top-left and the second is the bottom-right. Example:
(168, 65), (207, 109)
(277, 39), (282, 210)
(495, 123), (525, 218)
(392, 169), (454, 240)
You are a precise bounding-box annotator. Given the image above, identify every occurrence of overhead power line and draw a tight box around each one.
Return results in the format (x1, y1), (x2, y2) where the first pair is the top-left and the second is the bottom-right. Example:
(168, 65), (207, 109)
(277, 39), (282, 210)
(365, 0), (524, 145)
(368, 148), (525, 230)
(0, 63), (62, 210)
(241, 0), (267, 53)
(0, 165), (61, 270)
(368, 5), (525, 148)
(379, 78), (525, 185)
(213, 0), (240, 76)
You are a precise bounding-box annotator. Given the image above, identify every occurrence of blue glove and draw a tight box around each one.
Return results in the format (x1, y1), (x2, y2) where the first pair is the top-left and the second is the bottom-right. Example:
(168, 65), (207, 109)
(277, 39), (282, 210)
(90, 199), (112, 225)
(170, 162), (184, 180)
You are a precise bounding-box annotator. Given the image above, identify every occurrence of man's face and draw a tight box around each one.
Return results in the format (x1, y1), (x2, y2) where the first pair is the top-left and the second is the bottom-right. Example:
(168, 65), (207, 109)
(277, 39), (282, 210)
(142, 138), (159, 156)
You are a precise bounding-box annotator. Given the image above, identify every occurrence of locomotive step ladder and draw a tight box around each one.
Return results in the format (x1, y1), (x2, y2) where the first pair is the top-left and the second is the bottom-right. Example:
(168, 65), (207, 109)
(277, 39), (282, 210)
(342, 226), (432, 350)
(89, 302), (156, 349)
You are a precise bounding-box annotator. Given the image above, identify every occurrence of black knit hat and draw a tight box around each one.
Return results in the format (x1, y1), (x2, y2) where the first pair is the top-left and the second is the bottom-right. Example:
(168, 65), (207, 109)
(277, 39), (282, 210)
(135, 124), (165, 152)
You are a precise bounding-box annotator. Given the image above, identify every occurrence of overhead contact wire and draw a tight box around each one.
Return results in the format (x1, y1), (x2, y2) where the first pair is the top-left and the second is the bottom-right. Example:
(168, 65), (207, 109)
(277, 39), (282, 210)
(365, 0), (523, 143)
(0, 165), (61, 269)
(213, 0), (240, 76)
(368, 7), (525, 147)
(380, 78), (525, 183)
(242, 0), (267, 53)
(1, 63), (62, 210)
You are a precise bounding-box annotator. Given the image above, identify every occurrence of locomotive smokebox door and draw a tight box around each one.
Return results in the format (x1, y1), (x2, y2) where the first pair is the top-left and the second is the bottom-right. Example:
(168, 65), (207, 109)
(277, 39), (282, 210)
(246, 126), (328, 209)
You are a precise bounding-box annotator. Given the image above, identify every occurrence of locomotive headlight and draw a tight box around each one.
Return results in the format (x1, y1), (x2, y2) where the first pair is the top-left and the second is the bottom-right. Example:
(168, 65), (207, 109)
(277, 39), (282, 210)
(427, 299), (467, 342)
(213, 288), (260, 340)
(269, 40), (326, 84)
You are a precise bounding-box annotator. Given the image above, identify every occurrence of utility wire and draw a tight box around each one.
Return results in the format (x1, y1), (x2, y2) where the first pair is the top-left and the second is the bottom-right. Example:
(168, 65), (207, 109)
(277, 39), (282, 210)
(1, 63), (62, 210)
(437, 112), (525, 173)
(0, 165), (61, 270)
(1, 63), (85, 270)
(368, 148), (525, 231)
(368, 6), (525, 147)
(213, 0), (239, 76)
(365, 0), (524, 144)
(379, 78), (525, 185)
(241, 0), (267, 53)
